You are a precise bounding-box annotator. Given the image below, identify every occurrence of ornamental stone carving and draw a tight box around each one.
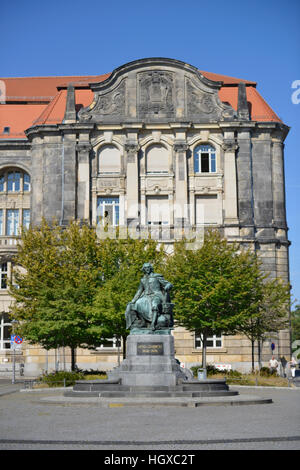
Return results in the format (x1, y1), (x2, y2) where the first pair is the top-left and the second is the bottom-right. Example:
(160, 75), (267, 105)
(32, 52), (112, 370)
(79, 80), (126, 121)
(222, 140), (239, 152)
(138, 71), (175, 118)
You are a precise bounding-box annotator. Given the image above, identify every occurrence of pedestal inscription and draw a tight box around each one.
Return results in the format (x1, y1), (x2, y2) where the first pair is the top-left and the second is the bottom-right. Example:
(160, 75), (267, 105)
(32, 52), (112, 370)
(137, 342), (164, 355)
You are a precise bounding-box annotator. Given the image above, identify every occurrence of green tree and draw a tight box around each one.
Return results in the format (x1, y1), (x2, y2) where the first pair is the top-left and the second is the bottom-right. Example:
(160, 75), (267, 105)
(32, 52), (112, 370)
(163, 230), (273, 372)
(291, 304), (300, 343)
(9, 219), (120, 370)
(239, 277), (290, 370)
(91, 236), (166, 358)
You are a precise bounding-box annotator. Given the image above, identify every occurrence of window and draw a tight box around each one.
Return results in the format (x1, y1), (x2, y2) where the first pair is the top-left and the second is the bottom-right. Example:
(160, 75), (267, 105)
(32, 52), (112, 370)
(96, 336), (121, 350)
(147, 196), (170, 225)
(146, 144), (169, 174)
(0, 170), (31, 192)
(0, 263), (7, 289)
(98, 145), (121, 174)
(3, 127), (10, 135)
(195, 334), (223, 349)
(97, 197), (119, 227)
(23, 173), (31, 192)
(0, 313), (11, 350)
(194, 144), (216, 173)
(195, 194), (221, 225)
(6, 210), (19, 235)
(7, 171), (20, 192)
(22, 209), (30, 230)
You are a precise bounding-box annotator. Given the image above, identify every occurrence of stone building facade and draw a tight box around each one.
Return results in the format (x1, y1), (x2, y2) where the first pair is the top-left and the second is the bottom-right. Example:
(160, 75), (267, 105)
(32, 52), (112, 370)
(0, 58), (290, 375)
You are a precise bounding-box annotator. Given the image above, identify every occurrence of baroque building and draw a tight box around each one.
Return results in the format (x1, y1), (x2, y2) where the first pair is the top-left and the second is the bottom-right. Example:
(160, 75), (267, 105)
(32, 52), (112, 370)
(0, 58), (290, 375)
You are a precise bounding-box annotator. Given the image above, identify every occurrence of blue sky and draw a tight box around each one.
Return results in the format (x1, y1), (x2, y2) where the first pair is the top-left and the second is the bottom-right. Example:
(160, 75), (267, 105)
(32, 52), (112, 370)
(1, 0), (300, 303)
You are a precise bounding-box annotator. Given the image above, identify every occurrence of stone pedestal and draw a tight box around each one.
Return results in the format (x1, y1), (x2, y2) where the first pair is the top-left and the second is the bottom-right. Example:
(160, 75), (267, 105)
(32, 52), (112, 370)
(107, 334), (188, 386)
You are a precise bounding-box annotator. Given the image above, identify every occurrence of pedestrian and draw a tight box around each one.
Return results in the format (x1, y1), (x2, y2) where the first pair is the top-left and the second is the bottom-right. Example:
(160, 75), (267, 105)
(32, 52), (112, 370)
(280, 356), (287, 377)
(290, 356), (297, 378)
(269, 356), (279, 375)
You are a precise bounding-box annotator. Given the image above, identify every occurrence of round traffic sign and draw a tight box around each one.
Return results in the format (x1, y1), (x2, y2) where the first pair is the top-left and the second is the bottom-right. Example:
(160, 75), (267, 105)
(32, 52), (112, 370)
(14, 336), (23, 344)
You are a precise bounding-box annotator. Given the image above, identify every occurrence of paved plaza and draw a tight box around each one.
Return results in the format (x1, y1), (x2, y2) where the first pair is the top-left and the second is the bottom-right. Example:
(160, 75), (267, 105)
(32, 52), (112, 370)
(0, 380), (299, 451)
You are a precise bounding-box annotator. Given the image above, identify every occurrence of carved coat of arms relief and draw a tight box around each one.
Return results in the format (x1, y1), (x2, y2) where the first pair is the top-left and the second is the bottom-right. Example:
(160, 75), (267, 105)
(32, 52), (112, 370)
(138, 71), (175, 118)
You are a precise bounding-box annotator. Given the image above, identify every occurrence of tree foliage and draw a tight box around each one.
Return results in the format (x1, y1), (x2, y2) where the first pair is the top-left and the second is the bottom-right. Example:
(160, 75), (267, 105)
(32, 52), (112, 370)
(291, 304), (300, 343)
(91, 236), (166, 356)
(9, 220), (165, 364)
(163, 229), (290, 370)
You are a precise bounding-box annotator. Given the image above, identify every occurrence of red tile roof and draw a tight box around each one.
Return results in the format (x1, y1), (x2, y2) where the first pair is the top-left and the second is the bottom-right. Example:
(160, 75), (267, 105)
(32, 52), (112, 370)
(0, 70), (281, 140)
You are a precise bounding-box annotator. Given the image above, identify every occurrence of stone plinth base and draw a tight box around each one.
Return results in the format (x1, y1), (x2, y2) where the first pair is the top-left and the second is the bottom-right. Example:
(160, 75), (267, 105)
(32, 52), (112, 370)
(107, 334), (189, 386)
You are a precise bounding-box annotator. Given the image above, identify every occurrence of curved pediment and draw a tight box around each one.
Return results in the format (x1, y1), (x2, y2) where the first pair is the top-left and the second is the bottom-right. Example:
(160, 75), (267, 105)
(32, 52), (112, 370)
(78, 58), (237, 123)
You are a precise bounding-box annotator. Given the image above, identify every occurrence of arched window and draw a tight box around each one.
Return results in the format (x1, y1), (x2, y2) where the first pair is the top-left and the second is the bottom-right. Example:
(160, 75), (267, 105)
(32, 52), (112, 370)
(146, 144), (169, 174)
(0, 169), (31, 192)
(98, 145), (121, 174)
(0, 168), (31, 236)
(194, 144), (216, 173)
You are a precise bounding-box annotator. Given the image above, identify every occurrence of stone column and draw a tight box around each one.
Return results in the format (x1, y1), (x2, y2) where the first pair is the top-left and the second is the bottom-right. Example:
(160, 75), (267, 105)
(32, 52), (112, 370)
(30, 135), (44, 226)
(236, 129), (255, 238)
(272, 140), (287, 234)
(76, 141), (91, 223)
(61, 131), (77, 224)
(42, 134), (63, 223)
(251, 134), (274, 239)
(222, 139), (239, 226)
(125, 142), (140, 226)
(173, 142), (188, 227)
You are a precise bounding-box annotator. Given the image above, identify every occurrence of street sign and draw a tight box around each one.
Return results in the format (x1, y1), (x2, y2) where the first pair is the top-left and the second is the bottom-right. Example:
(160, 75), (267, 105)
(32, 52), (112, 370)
(271, 342), (275, 351)
(10, 335), (23, 350)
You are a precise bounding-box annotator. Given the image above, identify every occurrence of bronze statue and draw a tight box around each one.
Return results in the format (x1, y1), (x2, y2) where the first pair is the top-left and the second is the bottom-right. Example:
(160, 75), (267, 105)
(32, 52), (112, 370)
(125, 263), (174, 333)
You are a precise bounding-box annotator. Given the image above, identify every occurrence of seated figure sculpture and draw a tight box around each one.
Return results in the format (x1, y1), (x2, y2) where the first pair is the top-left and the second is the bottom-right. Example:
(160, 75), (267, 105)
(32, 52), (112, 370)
(125, 263), (174, 332)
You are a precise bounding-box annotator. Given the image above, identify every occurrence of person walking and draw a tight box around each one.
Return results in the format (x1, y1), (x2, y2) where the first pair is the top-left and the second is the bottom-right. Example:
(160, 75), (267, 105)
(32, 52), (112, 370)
(269, 356), (279, 375)
(290, 356), (297, 378)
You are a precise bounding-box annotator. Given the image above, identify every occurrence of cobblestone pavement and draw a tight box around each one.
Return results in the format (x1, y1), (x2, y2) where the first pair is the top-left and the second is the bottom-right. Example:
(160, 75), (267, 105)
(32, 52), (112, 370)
(0, 386), (299, 451)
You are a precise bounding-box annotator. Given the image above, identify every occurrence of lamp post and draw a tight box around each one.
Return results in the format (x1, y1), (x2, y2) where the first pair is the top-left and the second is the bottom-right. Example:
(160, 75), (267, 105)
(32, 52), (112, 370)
(11, 319), (17, 384)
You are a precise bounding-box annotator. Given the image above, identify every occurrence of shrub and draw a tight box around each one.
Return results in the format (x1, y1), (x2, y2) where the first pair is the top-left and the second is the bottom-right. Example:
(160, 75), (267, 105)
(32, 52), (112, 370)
(190, 364), (222, 377)
(259, 366), (277, 377)
(38, 371), (85, 387)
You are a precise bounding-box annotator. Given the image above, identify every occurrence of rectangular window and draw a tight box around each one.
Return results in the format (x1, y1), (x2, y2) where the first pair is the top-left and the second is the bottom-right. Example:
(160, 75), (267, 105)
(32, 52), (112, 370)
(23, 174), (31, 192)
(0, 313), (11, 350)
(195, 195), (220, 225)
(0, 263), (7, 289)
(7, 172), (20, 192)
(22, 209), (30, 230)
(201, 153), (210, 172)
(0, 175), (4, 192)
(96, 336), (121, 349)
(195, 334), (223, 349)
(97, 197), (119, 227)
(147, 196), (170, 225)
(6, 209), (19, 235)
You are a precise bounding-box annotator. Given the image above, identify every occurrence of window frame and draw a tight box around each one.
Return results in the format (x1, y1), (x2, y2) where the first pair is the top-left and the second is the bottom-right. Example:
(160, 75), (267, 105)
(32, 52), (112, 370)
(0, 313), (11, 350)
(0, 169), (31, 193)
(97, 196), (120, 227)
(0, 263), (8, 290)
(194, 144), (217, 174)
(194, 333), (223, 349)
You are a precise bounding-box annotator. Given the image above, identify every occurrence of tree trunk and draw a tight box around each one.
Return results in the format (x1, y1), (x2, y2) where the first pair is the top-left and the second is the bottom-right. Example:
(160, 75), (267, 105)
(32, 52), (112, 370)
(258, 340), (262, 370)
(202, 332), (207, 372)
(71, 347), (76, 371)
(251, 339), (255, 372)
